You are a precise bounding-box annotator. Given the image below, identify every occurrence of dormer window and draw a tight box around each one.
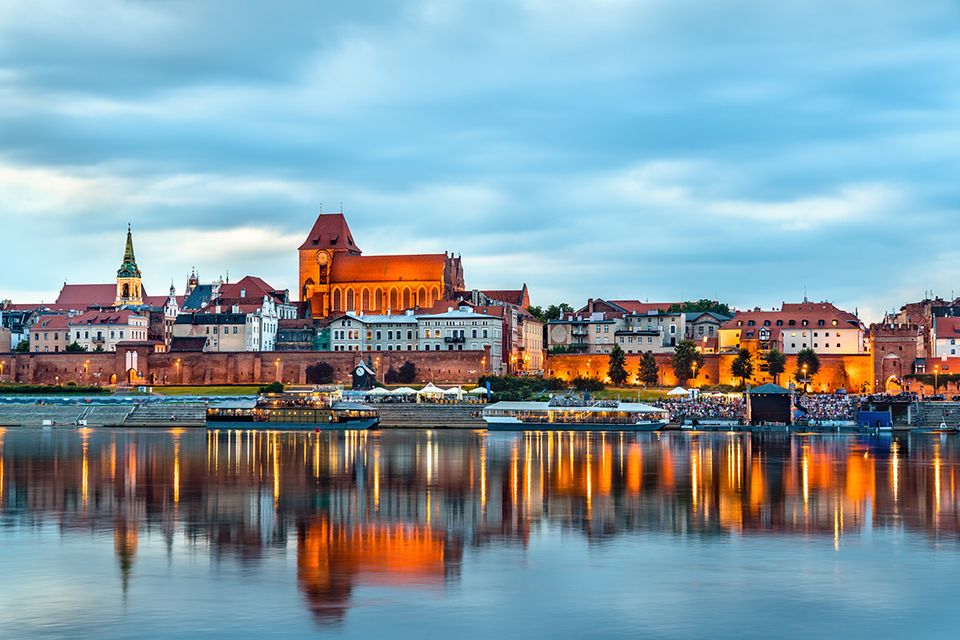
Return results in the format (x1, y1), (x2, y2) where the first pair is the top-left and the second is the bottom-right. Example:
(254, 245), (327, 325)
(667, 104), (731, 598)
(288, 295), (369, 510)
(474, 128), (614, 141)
(801, 320), (809, 326)
(747, 320), (755, 327)
(763, 320), (771, 326)
(818, 319), (825, 326)
(789, 320), (796, 326)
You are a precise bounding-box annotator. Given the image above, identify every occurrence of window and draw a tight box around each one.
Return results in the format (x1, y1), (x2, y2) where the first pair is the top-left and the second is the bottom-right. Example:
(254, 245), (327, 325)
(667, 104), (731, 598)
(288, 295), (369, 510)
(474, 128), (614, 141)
(763, 320), (770, 326)
(233, 327), (238, 334)
(748, 320), (755, 327)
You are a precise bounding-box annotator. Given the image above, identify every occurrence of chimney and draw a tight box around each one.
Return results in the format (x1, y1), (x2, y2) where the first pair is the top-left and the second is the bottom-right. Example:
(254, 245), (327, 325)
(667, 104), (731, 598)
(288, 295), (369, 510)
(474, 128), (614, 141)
(587, 298), (594, 313)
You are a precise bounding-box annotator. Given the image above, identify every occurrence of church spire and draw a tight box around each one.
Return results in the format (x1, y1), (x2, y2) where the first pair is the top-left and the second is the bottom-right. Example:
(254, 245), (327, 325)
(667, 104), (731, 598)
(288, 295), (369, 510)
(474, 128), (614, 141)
(117, 223), (142, 279)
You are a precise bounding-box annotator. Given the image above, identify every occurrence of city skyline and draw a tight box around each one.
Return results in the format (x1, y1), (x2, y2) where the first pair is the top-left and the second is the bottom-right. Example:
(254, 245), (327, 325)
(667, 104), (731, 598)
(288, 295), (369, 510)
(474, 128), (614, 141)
(3, 1), (959, 321)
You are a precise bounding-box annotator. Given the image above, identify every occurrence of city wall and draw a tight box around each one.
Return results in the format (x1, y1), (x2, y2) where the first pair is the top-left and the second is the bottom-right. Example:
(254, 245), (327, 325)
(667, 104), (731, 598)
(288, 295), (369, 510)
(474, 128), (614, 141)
(1, 349), (488, 387)
(545, 353), (875, 392)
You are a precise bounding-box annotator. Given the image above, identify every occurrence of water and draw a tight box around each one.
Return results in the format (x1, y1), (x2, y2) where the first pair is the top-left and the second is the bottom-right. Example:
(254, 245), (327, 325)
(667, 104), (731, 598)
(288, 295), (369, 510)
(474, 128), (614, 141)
(1, 427), (958, 639)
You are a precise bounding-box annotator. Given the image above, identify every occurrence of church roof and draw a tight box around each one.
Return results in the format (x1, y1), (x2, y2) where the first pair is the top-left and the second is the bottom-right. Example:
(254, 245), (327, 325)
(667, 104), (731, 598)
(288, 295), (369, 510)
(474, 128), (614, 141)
(299, 213), (361, 253)
(55, 284), (116, 307)
(481, 287), (529, 307)
(330, 254), (447, 284)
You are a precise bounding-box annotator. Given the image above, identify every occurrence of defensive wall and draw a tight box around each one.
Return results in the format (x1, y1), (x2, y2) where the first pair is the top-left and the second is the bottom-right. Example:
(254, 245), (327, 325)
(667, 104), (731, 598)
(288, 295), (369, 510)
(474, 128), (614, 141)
(0, 348), (488, 386)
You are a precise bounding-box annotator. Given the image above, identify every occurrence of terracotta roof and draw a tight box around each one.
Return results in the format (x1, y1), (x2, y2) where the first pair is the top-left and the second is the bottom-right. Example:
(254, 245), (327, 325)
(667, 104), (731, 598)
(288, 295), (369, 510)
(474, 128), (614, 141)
(330, 254), (446, 284)
(934, 317), (960, 339)
(55, 284), (116, 307)
(481, 289), (527, 307)
(723, 302), (861, 331)
(418, 299), (475, 314)
(169, 337), (207, 352)
(69, 310), (143, 326)
(219, 275), (284, 300)
(35, 314), (71, 330)
(142, 295), (185, 307)
(299, 213), (361, 252)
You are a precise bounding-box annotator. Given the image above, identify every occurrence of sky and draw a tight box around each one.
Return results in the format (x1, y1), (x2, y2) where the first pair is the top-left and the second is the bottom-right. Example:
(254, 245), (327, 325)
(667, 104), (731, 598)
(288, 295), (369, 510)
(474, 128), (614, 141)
(1, 0), (958, 322)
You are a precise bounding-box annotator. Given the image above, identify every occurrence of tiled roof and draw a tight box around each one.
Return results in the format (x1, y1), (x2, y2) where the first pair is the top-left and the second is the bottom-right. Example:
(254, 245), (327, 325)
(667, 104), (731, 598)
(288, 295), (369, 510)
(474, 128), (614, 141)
(35, 314), (71, 330)
(169, 337), (207, 352)
(69, 310), (143, 326)
(299, 213), (361, 252)
(723, 302), (861, 330)
(608, 300), (678, 314)
(330, 254), (446, 283)
(481, 289), (526, 306)
(55, 284), (116, 306)
(934, 317), (960, 339)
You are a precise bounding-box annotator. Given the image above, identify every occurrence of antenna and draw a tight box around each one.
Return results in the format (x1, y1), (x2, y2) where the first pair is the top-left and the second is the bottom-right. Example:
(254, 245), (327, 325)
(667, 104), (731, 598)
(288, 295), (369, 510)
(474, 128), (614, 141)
(319, 202), (323, 214)
(339, 202), (343, 213)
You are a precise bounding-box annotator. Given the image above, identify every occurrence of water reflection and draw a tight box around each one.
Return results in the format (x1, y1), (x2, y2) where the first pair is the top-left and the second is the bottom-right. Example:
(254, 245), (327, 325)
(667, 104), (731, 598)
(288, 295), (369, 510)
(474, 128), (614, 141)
(2, 428), (960, 627)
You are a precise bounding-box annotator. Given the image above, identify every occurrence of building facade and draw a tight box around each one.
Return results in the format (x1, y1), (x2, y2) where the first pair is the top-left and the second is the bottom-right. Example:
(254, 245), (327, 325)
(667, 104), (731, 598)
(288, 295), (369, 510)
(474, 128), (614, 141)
(68, 310), (150, 352)
(298, 213), (465, 318)
(719, 302), (865, 356)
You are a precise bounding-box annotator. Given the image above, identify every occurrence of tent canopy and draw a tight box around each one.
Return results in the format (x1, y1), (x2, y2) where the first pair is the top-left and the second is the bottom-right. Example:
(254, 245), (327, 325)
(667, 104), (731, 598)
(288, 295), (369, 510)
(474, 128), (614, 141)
(366, 387), (391, 395)
(391, 387), (417, 395)
(667, 387), (690, 397)
(468, 386), (488, 395)
(443, 386), (465, 395)
(417, 382), (444, 396)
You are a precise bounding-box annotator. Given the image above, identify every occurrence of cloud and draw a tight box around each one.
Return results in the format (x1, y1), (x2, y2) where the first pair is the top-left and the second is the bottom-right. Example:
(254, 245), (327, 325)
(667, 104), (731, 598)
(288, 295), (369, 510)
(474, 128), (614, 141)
(1, 0), (959, 322)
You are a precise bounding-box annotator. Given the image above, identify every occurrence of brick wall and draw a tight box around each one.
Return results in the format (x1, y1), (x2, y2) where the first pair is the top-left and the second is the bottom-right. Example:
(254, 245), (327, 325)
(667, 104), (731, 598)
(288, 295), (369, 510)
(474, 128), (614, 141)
(3, 349), (488, 386)
(546, 352), (874, 392)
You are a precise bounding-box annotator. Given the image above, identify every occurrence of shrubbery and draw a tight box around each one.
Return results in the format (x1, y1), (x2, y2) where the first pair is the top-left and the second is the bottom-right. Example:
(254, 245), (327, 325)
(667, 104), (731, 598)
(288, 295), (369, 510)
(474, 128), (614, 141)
(259, 381), (284, 394)
(571, 376), (605, 392)
(477, 375), (566, 401)
(0, 384), (108, 394)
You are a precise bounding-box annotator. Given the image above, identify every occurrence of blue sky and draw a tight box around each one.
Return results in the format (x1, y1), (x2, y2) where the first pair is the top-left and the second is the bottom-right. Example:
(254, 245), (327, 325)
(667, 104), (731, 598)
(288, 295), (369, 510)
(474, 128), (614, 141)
(1, 0), (958, 321)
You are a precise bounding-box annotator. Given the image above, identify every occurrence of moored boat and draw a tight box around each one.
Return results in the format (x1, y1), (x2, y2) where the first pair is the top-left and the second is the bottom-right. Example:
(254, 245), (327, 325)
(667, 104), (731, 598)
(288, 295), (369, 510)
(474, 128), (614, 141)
(206, 386), (379, 430)
(482, 397), (668, 431)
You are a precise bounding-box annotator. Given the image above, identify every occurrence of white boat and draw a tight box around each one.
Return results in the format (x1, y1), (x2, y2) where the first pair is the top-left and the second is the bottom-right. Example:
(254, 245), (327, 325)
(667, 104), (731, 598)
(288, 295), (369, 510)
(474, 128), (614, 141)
(482, 398), (669, 431)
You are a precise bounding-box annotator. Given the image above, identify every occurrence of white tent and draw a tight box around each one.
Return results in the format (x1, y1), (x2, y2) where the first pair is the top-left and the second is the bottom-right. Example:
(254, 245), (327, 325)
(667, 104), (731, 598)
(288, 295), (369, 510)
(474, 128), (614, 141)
(443, 386), (466, 399)
(417, 382), (444, 397)
(468, 386), (489, 395)
(391, 387), (418, 395)
(366, 387), (391, 396)
(667, 386), (690, 397)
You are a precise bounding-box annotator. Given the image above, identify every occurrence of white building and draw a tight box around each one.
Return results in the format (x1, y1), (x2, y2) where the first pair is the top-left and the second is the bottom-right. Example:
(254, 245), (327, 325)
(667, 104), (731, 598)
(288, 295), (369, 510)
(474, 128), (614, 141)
(417, 306), (503, 373)
(615, 310), (685, 354)
(932, 316), (960, 357)
(329, 312), (419, 352)
(69, 310), (149, 352)
(719, 302), (866, 355)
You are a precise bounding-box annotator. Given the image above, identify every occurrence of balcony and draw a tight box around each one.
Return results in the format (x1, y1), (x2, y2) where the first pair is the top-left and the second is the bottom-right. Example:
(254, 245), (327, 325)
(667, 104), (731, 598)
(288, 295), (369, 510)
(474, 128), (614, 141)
(571, 329), (588, 336)
(444, 335), (466, 344)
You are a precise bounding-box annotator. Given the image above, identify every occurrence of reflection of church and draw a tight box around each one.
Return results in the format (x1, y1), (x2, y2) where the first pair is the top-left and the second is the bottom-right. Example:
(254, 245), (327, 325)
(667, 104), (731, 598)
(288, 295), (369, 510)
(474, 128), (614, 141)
(298, 213), (465, 318)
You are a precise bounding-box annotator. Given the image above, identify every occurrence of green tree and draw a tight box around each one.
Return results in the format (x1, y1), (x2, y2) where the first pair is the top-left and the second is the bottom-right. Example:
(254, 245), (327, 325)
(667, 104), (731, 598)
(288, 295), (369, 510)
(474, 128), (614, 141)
(65, 342), (86, 352)
(530, 303), (574, 322)
(764, 349), (786, 384)
(638, 351), (659, 387)
(607, 344), (628, 386)
(672, 340), (705, 384)
(397, 361), (417, 384)
(668, 299), (732, 316)
(795, 348), (821, 383)
(14, 340), (29, 353)
(731, 348), (754, 388)
(259, 381), (284, 394)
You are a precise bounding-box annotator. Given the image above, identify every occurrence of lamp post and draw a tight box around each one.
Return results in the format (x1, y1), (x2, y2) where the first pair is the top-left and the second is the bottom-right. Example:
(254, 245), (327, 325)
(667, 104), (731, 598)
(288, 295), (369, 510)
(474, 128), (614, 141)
(275, 358), (281, 383)
(175, 359), (181, 384)
(934, 366), (940, 395)
(802, 364), (809, 393)
(691, 362), (698, 389)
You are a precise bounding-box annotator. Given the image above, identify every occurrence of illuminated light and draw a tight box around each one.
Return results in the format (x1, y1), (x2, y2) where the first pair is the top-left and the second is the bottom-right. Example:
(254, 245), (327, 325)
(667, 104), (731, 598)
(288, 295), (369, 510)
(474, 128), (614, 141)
(373, 444), (381, 512)
(934, 443), (942, 516)
(173, 438), (181, 505)
(801, 445), (809, 511)
(891, 441), (900, 504)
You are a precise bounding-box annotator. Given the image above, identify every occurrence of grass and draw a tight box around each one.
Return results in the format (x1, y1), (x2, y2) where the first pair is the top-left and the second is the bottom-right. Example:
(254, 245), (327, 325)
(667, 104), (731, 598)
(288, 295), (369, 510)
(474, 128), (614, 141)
(151, 385), (263, 396)
(591, 388), (669, 402)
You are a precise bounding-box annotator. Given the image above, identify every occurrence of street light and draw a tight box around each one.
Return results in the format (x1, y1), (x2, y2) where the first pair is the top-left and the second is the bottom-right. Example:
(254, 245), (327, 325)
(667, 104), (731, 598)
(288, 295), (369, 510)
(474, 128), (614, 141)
(691, 362), (698, 389)
(934, 366), (940, 395)
(802, 364), (809, 393)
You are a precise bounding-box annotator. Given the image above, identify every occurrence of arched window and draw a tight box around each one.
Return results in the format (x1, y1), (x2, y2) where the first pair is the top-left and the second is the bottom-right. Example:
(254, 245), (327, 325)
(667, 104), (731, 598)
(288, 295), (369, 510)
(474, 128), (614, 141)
(374, 288), (384, 311)
(122, 283), (130, 298)
(389, 288), (399, 311)
(402, 288), (411, 310)
(332, 288), (342, 311)
(361, 289), (370, 311)
(345, 288), (355, 311)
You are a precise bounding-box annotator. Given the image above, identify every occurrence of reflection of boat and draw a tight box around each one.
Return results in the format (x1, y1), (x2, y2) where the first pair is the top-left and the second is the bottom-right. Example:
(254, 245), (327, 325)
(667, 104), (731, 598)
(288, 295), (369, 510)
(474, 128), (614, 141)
(482, 398), (668, 431)
(206, 386), (379, 430)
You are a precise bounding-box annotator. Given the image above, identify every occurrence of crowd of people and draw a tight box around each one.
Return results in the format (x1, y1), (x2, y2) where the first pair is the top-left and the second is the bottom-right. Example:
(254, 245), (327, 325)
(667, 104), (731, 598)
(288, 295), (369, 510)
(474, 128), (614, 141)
(654, 396), (746, 422)
(795, 394), (858, 421)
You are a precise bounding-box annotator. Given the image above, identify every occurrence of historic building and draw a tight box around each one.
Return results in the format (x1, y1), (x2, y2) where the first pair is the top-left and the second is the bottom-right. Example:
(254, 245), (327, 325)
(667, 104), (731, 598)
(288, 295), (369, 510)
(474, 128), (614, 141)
(719, 302), (866, 355)
(298, 213), (465, 318)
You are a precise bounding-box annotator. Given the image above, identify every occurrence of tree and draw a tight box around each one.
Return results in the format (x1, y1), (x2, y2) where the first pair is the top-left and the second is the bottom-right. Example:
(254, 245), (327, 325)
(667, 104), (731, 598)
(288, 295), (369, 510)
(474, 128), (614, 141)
(672, 339), (705, 383)
(638, 351), (659, 387)
(305, 361), (334, 384)
(795, 348), (821, 383)
(384, 367), (400, 384)
(764, 349), (786, 384)
(397, 361), (417, 384)
(259, 381), (284, 394)
(668, 299), (732, 316)
(14, 340), (29, 353)
(65, 342), (86, 352)
(529, 303), (574, 322)
(731, 348), (754, 388)
(607, 344), (628, 386)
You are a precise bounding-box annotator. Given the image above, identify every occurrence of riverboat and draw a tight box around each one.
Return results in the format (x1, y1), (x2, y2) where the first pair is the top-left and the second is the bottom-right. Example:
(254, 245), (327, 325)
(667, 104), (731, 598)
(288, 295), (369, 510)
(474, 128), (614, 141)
(482, 398), (669, 431)
(206, 386), (379, 430)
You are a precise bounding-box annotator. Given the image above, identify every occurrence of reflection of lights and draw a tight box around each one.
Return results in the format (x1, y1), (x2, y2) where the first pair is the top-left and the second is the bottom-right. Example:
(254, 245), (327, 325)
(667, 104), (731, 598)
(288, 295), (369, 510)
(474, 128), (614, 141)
(373, 444), (381, 512)
(934, 443), (942, 516)
(801, 445), (809, 511)
(173, 436), (181, 505)
(891, 441), (900, 505)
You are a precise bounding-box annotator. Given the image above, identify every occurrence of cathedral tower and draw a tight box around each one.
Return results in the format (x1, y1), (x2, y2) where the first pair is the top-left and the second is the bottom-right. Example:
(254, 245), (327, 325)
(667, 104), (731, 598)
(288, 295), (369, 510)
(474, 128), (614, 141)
(115, 224), (143, 306)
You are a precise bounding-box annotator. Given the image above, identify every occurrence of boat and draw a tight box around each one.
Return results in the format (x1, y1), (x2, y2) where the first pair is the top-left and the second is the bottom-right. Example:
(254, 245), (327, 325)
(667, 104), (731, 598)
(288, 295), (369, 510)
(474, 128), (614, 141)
(206, 386), (379, 430)
(482, 397), (669, 431)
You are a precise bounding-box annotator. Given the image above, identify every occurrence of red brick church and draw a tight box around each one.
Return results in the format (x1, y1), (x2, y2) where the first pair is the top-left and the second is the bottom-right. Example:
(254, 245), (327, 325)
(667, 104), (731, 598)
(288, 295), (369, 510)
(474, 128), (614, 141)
(298, 213), (465, 318)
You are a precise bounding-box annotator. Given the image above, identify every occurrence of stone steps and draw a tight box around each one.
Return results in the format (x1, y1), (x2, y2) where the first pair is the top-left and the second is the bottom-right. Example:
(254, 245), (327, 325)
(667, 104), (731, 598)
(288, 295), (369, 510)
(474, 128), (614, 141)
(122, 402), (208, 427)
(375, 404), (485, 429)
